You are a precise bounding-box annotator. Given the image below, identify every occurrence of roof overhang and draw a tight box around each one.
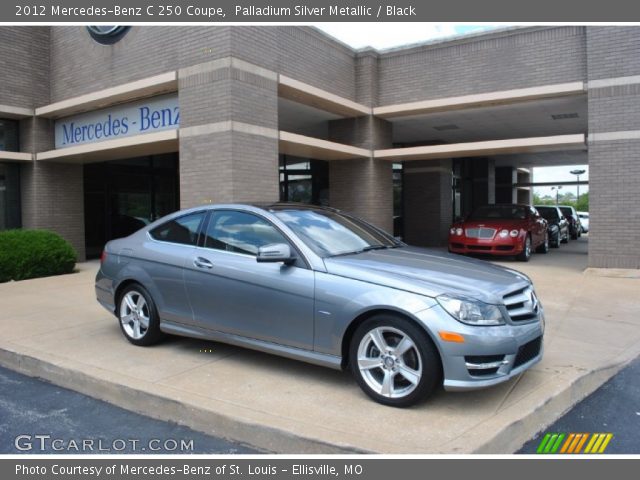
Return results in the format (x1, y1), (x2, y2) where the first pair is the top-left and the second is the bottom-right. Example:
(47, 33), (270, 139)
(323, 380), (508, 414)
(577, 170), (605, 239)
(36, 130), (178, 163)
(35, 72), (178, 119)
(0, 104), (33, 119)
(278, 75), (371, 118)
(279, 131), (370, 160)
(375, 134), (587, 161)
(374, 82), (586, 119)
(0, 151), (33, 162)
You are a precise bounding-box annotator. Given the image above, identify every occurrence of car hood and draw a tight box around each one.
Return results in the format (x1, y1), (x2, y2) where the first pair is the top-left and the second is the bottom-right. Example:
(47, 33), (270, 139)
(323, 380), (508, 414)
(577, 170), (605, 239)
(458, 219), (527, 230)
(323, 246), (531, 304)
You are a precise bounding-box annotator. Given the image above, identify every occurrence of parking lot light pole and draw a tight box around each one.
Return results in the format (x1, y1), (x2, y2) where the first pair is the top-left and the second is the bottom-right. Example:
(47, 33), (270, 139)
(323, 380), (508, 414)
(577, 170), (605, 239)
(570, 169), (586, 204)
(551, 186), (563, 205)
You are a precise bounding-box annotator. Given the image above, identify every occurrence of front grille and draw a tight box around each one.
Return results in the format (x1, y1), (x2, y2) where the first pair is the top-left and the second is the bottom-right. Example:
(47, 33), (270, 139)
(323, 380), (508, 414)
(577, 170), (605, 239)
(495, 245), (514, 251)
(503, 286), (540, 322)
(465, 227), (496, 239)
(513, 336), (542, 368)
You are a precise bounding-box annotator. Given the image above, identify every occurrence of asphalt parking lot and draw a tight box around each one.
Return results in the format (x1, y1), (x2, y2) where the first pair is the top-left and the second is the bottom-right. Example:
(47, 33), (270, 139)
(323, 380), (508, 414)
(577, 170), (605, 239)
(1, 235), (639, 453)
(0, 366), (257, 454)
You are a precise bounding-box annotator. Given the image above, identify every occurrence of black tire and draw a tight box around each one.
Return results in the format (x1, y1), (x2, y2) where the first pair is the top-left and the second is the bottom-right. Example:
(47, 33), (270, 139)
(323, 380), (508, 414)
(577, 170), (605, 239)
(117, 284), (164, 346)
(550, 231), (560, 248)
(571, 230), (578, 240)
(561, 231), (569, 244)
(516, 234), (532, 262)
(349, 314), (441, 408)
(536, 231), (550, 254)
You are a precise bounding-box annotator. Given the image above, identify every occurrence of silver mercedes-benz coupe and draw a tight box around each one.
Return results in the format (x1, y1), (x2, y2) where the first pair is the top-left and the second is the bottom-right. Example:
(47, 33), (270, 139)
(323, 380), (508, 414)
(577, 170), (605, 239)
(96, 203), (544, 407)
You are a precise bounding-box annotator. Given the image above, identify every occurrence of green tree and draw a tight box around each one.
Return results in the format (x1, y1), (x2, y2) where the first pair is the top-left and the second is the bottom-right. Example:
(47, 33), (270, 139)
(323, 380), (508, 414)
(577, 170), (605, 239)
(575, 192), (589, 211)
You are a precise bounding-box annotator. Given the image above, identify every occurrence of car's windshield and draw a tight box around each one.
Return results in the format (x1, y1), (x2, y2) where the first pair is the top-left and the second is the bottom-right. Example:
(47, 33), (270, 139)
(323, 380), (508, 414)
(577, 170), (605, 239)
(468, 205), (527, 220)
(272, 208), (399, 257)
(535, 206), (559, 220)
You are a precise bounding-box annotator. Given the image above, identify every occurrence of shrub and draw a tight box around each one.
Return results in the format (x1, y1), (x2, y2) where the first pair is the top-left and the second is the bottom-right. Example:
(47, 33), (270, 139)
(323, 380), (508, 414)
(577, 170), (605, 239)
(0, 229), (77, 283)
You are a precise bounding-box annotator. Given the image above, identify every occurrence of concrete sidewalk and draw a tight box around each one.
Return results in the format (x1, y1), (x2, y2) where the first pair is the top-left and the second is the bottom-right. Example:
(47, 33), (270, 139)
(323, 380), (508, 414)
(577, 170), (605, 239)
(1, 238), (639, 453)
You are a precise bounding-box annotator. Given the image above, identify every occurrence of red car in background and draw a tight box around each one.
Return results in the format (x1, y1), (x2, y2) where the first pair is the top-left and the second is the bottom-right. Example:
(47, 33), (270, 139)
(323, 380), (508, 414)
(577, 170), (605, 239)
(448, 204), (549, 262)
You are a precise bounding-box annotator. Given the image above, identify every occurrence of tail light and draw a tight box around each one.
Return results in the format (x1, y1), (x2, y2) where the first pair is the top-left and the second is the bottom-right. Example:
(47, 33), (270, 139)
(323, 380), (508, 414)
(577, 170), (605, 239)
(100, 250), (107, 265)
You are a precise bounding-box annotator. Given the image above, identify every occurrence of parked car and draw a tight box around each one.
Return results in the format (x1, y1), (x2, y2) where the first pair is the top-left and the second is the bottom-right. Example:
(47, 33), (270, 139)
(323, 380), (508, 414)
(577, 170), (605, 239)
(577, 211), (589, 233)
(534, 205), (570, 248)
(448, 204), (549, 262)
(558, 205), (582, 240)
(96, 203), (544, 408)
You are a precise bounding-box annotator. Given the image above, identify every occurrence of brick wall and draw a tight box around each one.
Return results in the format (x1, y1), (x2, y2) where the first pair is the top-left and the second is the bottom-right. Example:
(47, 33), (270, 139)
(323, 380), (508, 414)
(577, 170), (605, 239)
(587, 27), (640, 268)
(0, 26), (49, 108)
(377, 26), (587, 105)
(178, 60), (278, 209)
(403, 160), (453, 247)
(328, 116), (393, 233)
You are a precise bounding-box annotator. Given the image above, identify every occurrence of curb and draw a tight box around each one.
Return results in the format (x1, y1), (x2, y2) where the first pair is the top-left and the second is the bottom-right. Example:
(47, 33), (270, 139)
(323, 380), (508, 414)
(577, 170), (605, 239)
(474, 354), (636, 453)
(0, 348), (368, 455)
(0, 346), (635, 454)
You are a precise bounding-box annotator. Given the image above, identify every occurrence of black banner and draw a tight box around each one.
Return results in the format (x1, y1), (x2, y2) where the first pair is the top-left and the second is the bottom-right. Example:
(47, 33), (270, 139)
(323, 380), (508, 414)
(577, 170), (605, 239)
(5, 0), (640, 22)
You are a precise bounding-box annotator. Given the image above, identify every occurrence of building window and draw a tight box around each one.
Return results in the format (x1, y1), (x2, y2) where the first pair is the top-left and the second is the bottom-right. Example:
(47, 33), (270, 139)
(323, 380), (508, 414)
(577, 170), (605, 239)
(0, 163), (21, 230)
(279, 155), (329, 206)
(393, 163), (403, 238)
(0, 119), (19, 152)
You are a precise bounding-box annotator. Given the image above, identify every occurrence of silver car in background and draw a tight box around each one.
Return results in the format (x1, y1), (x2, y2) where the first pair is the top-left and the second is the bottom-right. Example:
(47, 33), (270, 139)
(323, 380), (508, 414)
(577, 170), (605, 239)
(96, 203), (544, 407)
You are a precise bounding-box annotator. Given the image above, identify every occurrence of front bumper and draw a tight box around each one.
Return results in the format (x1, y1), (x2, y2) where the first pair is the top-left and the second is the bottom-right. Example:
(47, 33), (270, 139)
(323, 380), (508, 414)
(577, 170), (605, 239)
(415, 304), (544, 391)
(448, 236), (524, 256)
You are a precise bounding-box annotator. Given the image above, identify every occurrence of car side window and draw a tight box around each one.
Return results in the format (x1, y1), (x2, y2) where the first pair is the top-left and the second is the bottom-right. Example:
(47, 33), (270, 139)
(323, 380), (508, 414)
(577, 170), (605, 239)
(203, 210), (289, 256)
(149, 212), (205, 246)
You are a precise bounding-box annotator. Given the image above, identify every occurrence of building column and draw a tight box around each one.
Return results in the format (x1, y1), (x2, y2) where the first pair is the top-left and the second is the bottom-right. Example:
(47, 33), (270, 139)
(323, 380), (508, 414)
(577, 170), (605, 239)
(495, 166), (518, 203)
(587, 27), (640, 268)
(178, 58), (279, 208)
(403, 159), (453, 247)
(19, 117), (86, 260)
(328, 116), (393, 233)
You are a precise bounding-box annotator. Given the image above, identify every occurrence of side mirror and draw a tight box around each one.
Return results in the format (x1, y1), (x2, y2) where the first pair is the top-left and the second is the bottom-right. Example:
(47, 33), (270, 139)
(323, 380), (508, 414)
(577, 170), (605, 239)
(257, 243), (295, 264)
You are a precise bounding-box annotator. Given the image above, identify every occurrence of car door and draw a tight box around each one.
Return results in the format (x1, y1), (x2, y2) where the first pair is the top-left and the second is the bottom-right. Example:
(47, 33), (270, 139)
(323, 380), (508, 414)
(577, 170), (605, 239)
(143, 210), (206, 325)
(183, 209), (315, 350)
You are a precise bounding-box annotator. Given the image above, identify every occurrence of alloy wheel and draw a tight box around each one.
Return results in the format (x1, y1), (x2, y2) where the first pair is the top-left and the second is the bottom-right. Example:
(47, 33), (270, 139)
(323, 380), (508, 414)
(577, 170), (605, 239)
(357, 326), (423, 399)
(120, 291), (150, 340)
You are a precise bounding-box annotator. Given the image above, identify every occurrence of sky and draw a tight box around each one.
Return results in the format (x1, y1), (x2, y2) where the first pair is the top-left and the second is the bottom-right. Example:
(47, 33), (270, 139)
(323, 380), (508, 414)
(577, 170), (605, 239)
(315, 24), (589, 198)
(315, 24), (501, 50)
(533, 166), (589, 198)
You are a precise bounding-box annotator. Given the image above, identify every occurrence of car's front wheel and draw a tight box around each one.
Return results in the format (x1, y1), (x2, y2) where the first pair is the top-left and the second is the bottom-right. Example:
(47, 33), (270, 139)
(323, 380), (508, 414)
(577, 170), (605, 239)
(349, 315), (441, 408)
(517, 234), (532, 262)
(118, 284), (163, 346)
(536, 231), (550, 254)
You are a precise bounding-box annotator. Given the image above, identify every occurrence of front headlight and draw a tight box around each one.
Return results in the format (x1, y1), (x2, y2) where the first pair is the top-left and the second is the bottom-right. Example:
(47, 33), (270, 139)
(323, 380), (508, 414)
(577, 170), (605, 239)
(436, 294), (505, 326)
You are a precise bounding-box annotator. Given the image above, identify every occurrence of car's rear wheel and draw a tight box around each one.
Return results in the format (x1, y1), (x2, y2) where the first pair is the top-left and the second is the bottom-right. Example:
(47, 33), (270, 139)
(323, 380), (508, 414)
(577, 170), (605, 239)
(349, 315), (441, 408)
(118, 284), (163, 346)
(536, 231), (550, 254)
(561, 230), (569, 243)
(550, 230), (560, 248)
(517, 234), (532, 262)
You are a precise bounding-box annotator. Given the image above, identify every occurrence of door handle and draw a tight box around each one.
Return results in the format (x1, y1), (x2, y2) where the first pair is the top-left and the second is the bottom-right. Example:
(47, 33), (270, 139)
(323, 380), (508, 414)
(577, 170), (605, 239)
(193, 257), (214, 269)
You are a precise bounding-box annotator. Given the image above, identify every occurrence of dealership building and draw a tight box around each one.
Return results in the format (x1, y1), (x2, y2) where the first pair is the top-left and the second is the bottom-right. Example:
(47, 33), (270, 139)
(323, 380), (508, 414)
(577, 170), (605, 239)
(0, 25), (638, 267)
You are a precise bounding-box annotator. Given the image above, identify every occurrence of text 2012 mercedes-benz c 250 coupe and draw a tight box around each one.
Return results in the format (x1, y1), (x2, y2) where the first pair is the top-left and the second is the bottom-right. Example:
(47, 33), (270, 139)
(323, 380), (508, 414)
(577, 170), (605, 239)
(96, 204), (544, 407)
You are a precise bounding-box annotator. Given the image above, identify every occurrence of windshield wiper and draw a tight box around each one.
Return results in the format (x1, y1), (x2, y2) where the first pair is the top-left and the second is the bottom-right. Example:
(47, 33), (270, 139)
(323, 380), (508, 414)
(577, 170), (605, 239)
(329, 245), (390, 257)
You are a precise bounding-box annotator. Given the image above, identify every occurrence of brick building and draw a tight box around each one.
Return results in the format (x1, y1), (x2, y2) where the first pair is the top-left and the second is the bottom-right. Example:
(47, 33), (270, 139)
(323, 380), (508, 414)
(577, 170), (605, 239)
(0, 26), (637, 268)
